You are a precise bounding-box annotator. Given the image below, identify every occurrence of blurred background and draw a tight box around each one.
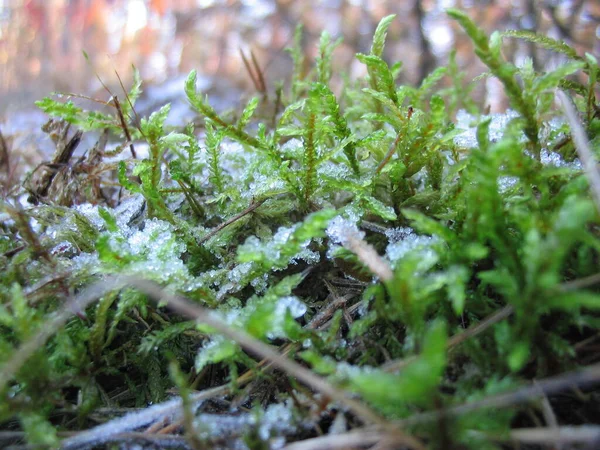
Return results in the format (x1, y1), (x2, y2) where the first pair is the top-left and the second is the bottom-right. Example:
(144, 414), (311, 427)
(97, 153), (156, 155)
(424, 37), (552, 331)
(0, 0), (598, 146)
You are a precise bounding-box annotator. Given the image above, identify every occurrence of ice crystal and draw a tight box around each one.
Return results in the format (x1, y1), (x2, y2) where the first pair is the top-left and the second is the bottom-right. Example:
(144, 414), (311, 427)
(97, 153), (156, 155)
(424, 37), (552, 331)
(267, 295), (307, 339)
(454, 109), (521, 148)
(258, 402), (296, 442)
(326, 216), (365, 247)
(385, 226), (438, 267)
(540, 148), (582, 169)
(498, 176), (520, 193)
(62, 396), (186, 449)
(73, 203), (104, 230)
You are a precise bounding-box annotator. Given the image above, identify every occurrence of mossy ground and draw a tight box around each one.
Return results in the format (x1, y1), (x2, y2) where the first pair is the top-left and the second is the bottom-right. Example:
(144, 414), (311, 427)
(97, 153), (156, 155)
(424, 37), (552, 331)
(1, 9), (600, 450)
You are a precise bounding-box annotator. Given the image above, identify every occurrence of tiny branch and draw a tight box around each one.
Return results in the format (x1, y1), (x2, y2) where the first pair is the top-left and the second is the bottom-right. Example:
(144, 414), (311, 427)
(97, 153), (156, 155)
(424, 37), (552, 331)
(395, 363), (600, 428)
(199, 198), (267, 244)
(557, 89), (600, 213)
(344, 235), (394, 282)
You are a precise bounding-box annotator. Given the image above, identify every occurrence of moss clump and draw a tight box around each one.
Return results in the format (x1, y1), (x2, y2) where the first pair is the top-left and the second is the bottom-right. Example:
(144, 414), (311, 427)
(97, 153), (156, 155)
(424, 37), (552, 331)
(1, 10), (600, 450)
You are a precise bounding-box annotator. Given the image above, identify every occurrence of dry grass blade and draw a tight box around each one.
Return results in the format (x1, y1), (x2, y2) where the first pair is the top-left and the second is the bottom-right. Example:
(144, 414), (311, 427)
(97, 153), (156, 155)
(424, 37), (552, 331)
(0, 128), (9, 174)
(557, 89), (600, 213)
(111, 96), (137, 159)
(282, 428), (385, 450)
(382, 305), (514, 373)
(61, 385), (228, 449)
(343, 235), (393, 282)
(199, 197), (267, 244)
(395, 363), (600, 428)
(480, 425), (600, 445)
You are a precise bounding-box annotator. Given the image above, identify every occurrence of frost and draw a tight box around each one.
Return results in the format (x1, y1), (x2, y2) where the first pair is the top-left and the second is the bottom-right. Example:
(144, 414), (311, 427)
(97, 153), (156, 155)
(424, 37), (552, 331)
(279, 138), (303, 158)
(194, 413), (254, 441)
(454, 109), (521, 148)
(50, 241), (77, 257)
(326, 216), (364, 246)
(73, 203), (104, 230)
(244, 173), (286, 199)
(218, 262), (254, 298)
(385, 226), (438, 267)
(540, 148), (582, 169)
(62, 396), (186, 449)
(268, 295), (307, 339)
(325, 212), (364, 260)
(250, 273), (269, 292)
(113, 195), (147, 231)
(258, 402), (296, 442)
(293, 246), (320, 264)
(498, 175), (520, 193)
(317, 160), (353, 183)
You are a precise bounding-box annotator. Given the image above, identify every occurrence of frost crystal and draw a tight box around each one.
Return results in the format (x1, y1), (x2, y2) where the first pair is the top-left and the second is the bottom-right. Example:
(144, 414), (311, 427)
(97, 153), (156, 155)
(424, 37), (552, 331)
(498, 176), (520, 193)
(454, 109), (521, 148)
(62, 396), (185, 449)
(114, 195), (147, 231)
(267, 296), (307, 339)
(73, 203), (104, 230)
(385, 226), (438, 267)
(326, 216), (365, 246)
(258, 402), (296, 442)
(540, 148), (582, 169)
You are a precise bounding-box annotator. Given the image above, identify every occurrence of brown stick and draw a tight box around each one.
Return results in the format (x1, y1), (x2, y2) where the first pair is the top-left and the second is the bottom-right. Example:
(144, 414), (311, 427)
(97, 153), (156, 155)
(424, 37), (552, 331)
(199, 198), (267, 244)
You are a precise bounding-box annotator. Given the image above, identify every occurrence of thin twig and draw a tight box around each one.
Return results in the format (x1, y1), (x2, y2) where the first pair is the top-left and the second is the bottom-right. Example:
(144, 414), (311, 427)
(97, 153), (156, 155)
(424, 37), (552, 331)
(250, 49), (267, 95)
(559, 272), (600, 292)
(382, 306), (514, 373)
(61, 385), (228, 449)
(111, 96), (137, 159)
(343, 235), (393, 282)
(447, 305), (514, 349)
(557, 89), (600, 213)
(198, 198), (267, 243)
(239, 49), (261, 94)
(282, 429), (385, 450)
(395, 363), (600, 428)
(475, 425), (600, 445)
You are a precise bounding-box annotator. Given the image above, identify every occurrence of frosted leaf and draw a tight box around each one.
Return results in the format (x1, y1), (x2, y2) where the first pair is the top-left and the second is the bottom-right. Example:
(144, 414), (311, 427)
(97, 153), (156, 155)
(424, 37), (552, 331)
(250, 273), (269, 293)
(326, 216), (365, 246)
(228, 262), (254, 284)
(73, 203), (104, 230)
(279, 138), (303, 158)
(293, 247), (320, 265)
(317, 161), (353, 183)
(498, 176), (519, 193)
(454, 109), (521, 148)
(267, 295), (307, 339)
(385, 226), (439, 267)
(113, 194), (146, 231)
